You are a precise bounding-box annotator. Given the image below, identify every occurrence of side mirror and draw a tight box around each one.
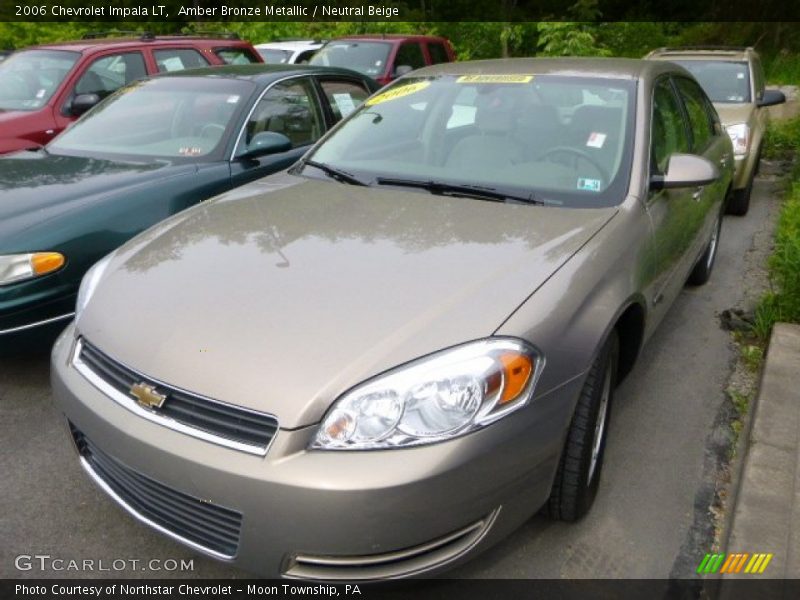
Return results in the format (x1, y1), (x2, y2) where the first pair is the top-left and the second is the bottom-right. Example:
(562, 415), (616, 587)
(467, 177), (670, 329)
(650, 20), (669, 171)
(757, 89), (786, 108)
(241, 131), (292, 159)
(651, 153), (719, 190)
(71, 93), (101, 117)
(393, 64), (413, 78)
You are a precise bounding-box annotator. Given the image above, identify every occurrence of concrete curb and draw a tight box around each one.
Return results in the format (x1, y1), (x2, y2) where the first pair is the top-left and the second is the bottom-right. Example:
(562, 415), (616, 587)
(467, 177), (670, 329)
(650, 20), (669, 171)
(722, 323), (800, 582)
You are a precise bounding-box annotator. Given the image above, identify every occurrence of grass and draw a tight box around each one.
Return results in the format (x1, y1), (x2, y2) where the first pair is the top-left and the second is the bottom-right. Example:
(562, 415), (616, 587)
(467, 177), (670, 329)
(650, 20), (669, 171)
(751, 116), (800, 341)
(753, 171), (800, 339)
(764, 53), (800, 86)
(762, 116), (800, 161)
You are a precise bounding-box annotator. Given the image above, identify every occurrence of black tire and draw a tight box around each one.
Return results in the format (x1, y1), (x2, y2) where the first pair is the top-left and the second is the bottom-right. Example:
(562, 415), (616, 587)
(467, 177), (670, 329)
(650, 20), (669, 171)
(727, 174), (753, 216)
(544, 330), (619, 522)
(687, 210), (722, 286)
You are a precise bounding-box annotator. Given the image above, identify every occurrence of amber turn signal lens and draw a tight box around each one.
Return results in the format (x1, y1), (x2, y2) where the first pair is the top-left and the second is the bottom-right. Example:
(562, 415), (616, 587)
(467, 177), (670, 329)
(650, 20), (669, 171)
(498, 353), (533, 404)
(31, 252), (65, 276)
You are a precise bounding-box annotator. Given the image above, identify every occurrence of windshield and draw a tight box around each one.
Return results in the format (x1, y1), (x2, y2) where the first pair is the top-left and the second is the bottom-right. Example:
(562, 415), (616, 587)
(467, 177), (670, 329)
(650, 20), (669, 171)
(306, 74), (636, 207)
(0, 49), (79, 111)
(672, 60), (751, 103)
(49, 77), (255, 161)
(309, 41), (391, 77)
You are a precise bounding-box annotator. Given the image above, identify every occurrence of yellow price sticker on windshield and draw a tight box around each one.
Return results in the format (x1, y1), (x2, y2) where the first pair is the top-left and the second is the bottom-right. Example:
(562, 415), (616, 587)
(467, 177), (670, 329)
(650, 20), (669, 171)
(456, 74), (534, 84)
(365, 81), (431, 106)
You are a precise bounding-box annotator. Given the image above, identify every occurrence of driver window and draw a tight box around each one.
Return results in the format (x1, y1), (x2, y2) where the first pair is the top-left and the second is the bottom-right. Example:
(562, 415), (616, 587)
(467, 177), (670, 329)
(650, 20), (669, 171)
(74, 52), (146, 99)
(238, 78), (323, 156)
(651, 79), (690, 175)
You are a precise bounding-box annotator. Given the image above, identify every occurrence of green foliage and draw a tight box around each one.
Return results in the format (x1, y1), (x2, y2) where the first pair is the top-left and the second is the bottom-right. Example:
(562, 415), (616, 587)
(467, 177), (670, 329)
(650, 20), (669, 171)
(764, 52), (800, 86)
(740, 344), (763, 372)
(728, 388), (751, 417)
(763, 116), (800, 161)
(2, 20), (799, 80)
(536, 22), (610, 57)
(754, 158), (800, 339)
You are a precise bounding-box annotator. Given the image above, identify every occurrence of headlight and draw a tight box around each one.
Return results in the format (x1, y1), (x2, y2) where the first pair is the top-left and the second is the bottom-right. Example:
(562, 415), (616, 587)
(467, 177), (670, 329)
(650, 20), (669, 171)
(312, 338), (543, 450)
(0, 252), (65, 286)
(726, 123), (750, 156)
(75, 254), (113, 318)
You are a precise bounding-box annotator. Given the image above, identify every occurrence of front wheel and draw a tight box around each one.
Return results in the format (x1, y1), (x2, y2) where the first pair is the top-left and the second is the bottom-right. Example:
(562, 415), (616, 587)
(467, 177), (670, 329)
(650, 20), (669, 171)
(544, 330), (619, 522)
(687, 211), (722, 286)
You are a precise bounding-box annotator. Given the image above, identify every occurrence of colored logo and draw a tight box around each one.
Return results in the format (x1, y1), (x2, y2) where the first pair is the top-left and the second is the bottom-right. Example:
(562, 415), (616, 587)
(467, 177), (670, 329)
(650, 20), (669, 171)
(129, 382), (167, 409)
(697, 552), (773, 575)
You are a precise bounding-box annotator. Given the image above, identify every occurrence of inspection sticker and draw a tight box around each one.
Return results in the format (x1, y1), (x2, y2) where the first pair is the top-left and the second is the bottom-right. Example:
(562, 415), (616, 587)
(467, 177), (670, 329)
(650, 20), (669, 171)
(365, 81), (431, 106)
(226, 95), (240, 104)
(577, 178), (602, 192)
(456, 74), (534, 84)
(586, 132), (607, 148)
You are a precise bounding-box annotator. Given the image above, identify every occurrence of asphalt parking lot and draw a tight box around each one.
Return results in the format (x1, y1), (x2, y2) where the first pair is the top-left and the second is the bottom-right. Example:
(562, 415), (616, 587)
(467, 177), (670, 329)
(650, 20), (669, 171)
(0, 175), (781, 580)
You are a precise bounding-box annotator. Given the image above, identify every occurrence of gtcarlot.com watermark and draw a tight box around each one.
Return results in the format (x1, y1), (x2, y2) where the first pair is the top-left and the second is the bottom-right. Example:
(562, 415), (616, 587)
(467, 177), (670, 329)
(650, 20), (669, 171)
(14, 554), (194, 572)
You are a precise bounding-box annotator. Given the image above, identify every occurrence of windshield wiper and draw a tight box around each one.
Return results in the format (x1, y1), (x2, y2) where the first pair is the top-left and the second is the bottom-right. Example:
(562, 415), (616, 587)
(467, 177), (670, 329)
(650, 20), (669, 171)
(375, 177), (545, 205)
(303, 160), (369, 186)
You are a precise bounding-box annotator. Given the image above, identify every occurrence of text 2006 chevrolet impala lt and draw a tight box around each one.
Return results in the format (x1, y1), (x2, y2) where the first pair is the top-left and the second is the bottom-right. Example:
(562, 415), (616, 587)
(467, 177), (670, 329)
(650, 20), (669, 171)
(52, 59), (733, 579)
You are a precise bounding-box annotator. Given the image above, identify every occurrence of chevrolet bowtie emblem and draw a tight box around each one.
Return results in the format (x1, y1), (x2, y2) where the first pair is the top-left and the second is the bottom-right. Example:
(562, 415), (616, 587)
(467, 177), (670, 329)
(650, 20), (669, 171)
(129, 382), (167, 409)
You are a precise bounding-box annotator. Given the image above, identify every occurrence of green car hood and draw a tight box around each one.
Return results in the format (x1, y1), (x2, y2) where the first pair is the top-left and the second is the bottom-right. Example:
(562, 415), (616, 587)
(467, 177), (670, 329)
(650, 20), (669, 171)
(0, 150), (197, 246)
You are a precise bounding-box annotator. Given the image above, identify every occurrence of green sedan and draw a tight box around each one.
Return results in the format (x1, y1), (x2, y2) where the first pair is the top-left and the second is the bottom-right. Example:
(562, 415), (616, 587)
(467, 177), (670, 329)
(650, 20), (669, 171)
(0, 64), (378, 348)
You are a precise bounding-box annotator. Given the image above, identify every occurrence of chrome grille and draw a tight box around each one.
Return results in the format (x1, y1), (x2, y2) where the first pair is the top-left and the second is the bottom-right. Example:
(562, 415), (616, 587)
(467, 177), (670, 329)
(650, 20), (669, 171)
(76, 339), (278, 454)
(71, 425), (242, 558)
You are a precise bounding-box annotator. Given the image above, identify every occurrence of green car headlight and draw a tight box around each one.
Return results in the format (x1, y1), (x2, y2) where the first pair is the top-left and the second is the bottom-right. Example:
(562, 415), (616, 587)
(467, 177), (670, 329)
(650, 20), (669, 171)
(312, 338), (544, 450)
(0, 252), (65, 286)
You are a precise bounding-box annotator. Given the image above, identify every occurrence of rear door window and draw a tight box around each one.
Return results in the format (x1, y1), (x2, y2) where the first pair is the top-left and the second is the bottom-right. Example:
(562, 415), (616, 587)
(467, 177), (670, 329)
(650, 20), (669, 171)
(318, 78), (370, 121)
(394, 43), (425, 72)
(215, 48), (259, 65)
(153, 48), (210, 72)
(428, 42), (449, 65)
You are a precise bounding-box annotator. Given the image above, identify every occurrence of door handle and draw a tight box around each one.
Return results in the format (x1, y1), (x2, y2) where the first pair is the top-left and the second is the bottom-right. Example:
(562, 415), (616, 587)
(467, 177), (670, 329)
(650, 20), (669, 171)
(692, 187), (703, 201)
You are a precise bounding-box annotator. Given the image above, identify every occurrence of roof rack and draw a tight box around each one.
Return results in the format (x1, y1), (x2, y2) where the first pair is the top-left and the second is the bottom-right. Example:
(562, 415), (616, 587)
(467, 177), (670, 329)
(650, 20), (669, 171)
(82, 31), (154, 41)
(172, 31), (241, 40)
(81, 30), (241, 42)
(655, 45), (752, 53)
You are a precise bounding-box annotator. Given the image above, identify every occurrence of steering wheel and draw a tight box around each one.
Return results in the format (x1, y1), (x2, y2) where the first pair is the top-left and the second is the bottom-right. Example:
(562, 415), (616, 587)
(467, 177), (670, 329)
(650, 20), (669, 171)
(536, 146), (609, 182)
(199, 123), (226, 140)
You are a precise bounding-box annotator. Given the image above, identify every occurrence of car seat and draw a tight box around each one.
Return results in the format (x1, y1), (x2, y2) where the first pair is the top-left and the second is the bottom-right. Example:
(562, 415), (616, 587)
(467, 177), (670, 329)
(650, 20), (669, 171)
(446, 91), (525, 170)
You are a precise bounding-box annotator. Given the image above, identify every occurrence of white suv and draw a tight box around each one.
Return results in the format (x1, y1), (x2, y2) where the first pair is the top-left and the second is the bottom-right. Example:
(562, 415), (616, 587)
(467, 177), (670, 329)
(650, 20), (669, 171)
(255, 39), (324, 65)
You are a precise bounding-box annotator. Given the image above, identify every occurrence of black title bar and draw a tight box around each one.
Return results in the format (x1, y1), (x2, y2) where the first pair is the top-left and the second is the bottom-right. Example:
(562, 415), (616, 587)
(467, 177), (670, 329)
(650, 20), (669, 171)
(2, 0), (800, 22)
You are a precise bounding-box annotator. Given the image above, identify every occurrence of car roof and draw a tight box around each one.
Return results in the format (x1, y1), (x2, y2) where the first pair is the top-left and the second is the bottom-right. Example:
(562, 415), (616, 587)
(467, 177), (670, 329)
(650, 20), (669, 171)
(646, 46), (755, 61)
(29, 36), (252, 54)
(331, 34), (449, 44)
(153, 63), (369, 82)
(410, 57), (674, 81)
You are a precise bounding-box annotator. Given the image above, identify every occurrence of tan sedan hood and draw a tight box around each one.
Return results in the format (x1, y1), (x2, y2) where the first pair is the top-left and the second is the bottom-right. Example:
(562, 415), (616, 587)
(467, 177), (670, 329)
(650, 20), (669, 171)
(79, 175), (616, 428)
(713, 102), (754, 127)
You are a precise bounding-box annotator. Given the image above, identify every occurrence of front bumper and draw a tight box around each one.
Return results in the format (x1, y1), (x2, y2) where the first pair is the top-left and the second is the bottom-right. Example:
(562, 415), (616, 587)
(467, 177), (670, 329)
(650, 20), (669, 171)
(0, 282), (76, 337)
(52, 324), (581, 579)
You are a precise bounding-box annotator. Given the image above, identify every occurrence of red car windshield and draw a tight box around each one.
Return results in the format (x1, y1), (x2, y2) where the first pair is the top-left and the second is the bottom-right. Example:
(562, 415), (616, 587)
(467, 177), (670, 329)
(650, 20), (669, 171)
(310, 41), (391, 77)
(0, 49), (79, 111)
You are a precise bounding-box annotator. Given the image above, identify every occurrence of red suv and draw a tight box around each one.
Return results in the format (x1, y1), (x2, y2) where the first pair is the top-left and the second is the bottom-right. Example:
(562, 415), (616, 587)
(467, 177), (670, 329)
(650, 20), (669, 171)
(0, 33), (262, 154)
(310, 34), (456, 86)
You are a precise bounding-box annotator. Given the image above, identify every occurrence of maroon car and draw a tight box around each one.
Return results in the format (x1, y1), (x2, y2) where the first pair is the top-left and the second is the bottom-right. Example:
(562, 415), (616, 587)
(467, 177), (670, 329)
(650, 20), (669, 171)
(310, 34), (456, 86)
(0, 33), (262, 154)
